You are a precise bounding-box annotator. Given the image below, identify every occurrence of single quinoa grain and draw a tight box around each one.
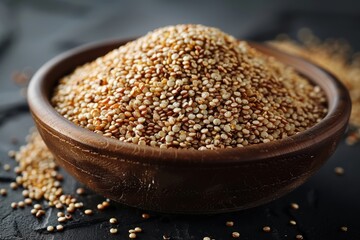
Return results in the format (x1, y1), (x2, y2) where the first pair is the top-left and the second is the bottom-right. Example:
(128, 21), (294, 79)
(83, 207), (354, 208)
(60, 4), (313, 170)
(129, 232), (137, 239)
(47, 226), (54, 232)
(52, 24), (327, 150)
(289, 220), (297, 226)
(142, 213), (150, 219)
(263, 226), (271, 232)
(0, 188), (7, 196)
(334, 167), (345, 176)
(232, 231), (240, 238)
(84, 209), (93, 215)
(56, 225), (64, 231)
(226, 221), (234, 227)
(291, 203), (299, 210)
(109, 217), (118, 224)
(340, 226), (348, 232)
(296, 234), (304, 239)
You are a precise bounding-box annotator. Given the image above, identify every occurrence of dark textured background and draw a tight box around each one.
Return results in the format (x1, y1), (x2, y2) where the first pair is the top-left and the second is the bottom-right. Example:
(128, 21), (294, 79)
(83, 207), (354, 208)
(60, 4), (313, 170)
(0, 0), (360, 239)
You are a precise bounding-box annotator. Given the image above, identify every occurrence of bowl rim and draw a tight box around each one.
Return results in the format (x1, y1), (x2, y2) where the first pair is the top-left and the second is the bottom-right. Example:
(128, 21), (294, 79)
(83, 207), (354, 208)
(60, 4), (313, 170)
(28, 38), (351, 166)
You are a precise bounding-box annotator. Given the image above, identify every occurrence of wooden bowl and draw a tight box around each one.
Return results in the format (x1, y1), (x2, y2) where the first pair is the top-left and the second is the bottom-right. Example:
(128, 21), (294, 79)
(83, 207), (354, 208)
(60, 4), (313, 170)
(28, 39), (351, 214)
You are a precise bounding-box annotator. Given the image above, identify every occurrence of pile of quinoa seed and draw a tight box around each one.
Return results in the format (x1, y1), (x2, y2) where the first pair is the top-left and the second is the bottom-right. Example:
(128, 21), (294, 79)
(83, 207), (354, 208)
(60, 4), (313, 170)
(270, 28), (360, 145)
(52, 24), (327, 150)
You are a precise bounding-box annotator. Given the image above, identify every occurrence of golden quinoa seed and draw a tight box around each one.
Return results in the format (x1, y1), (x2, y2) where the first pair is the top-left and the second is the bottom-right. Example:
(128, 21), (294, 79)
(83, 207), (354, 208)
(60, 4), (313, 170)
(232, 231), (240, 238)
(84, 209), (93, 215)
(76, 187), (85, 195)
(334, 167), (345, 176)
(56, 225), (64, 231)
(296, 234), (304, 240)
(3, 164), (11, 171)
(226, 221), (234, 227)
(291, 203), (299, 210)
(289, 220), (297, 226)
(142, 213), (150, 219)
(47, 226), (54, 232)
(340, 226), (348, 232)
(110, 228), (118, 234)
(109, 217), (118, 224)
(52, 24), (327, 150)
(129, 233), (137, 239)
(0, 188), (7, 196)
(11, 202), (17, 209)
(263, 226), (271, 232)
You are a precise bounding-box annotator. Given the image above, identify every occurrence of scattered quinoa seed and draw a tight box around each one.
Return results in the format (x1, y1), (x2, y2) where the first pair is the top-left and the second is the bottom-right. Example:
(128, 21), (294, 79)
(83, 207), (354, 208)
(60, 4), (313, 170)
(36, 210), (45, 218)
(47, 226), (54, 232)
(263, 226), (271, 232)
(84, 209), (93, 215)
(109, 218), (118, 224)
(18, 201), (25, 208)
(129, 233), (137, 239)
(3, 164), (11, 171)
(0, 188), (7, 196)
(56, 225), (64, 231)
(76, 188), (85, 195)
(142, 213), (150, 219)
(11, 202), (17, 209)
(57, 212), (65, 218)
(291, 203), (299, 210)
(8, 150), (16, 158)
(102, 201), (110, 208)
(340, 226), (348, 232)
(110, 228), (118, 234)
(34, 204), (42, 210)
(10, 182), (18, 190)
(226, 221), (234, 227)
(232, 231), (240, 238)
(134, 227), (142, 233)
(296, 234), (304, 239)
(203, 237), (211, 240)
(290, 220), (297, 226)
(334, 167), (345, 176)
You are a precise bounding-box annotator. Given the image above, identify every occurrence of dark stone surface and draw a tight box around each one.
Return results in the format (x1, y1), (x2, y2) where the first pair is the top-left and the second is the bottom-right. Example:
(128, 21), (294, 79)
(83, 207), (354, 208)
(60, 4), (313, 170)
(0, 1), (360, 239)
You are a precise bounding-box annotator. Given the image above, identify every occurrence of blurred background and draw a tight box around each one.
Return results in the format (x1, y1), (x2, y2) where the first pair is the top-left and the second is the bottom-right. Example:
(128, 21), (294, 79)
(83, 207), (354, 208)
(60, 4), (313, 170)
(1, 0), (360, 94)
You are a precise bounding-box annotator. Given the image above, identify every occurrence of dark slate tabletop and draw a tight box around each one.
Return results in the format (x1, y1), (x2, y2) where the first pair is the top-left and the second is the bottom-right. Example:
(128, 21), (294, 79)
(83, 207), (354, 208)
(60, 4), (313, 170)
(0, 1), (360, 239)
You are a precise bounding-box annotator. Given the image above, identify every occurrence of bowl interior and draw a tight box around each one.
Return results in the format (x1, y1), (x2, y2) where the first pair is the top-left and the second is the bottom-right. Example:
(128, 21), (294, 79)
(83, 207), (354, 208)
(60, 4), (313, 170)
(28, 39), (351, 166)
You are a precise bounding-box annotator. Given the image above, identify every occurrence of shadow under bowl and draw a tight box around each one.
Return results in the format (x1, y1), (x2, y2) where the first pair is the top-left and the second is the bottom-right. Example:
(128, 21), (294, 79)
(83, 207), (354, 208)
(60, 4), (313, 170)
(28, 39), (351, 214)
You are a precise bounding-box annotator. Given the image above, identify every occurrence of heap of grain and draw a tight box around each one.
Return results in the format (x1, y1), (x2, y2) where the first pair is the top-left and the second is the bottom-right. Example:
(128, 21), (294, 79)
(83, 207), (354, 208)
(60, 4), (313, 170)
(52, 24), (327, 150)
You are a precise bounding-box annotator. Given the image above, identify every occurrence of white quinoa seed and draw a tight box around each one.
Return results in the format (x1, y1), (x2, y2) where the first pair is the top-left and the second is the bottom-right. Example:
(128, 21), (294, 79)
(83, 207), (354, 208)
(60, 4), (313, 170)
(56, 225), (64, 231)
(52, 24), (327, 150)
(84, 209), (93, 215)
(47, 226), (54, 232)
(129, 233), (137, 239)
(109, 218), (118, 224)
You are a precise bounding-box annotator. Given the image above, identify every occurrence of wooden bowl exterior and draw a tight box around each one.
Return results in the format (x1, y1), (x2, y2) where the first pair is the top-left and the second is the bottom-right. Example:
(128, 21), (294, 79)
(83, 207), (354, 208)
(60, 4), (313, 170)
(28, 39), (351, 214)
